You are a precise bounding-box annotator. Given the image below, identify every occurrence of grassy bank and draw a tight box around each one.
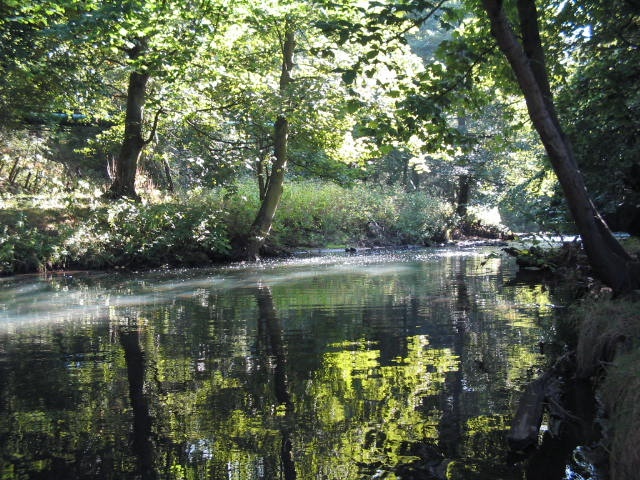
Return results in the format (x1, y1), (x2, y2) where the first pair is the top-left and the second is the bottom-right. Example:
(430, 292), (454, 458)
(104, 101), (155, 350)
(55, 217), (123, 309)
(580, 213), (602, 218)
(0, 179), (454, 274)
(572, 298), (640, 480)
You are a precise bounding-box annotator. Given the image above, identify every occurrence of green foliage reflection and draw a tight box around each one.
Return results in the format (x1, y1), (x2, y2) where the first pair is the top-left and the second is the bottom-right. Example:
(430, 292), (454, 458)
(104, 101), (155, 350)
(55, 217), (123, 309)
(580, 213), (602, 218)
(0, 251), (562, 479)
(305, 336), (459, 474)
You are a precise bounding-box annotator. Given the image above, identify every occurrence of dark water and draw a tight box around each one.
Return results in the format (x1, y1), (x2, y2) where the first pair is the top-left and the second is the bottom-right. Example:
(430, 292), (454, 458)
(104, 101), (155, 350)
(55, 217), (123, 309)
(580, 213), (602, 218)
(0, 248), (577, 479)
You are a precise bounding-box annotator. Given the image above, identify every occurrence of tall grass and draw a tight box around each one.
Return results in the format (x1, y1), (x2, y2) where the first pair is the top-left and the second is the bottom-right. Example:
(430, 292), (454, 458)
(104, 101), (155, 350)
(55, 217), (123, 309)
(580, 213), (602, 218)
(602, 346), (640, 480)
(573, 299), (640, 480)
(0, 178), (454, 273)
(223, 179), (453, 248)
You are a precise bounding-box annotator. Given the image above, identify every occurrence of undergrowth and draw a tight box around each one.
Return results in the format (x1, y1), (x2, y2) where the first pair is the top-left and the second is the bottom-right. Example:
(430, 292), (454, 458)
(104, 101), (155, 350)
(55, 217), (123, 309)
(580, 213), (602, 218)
(0, 178), (454, 274)
(572, 299), (640, 480)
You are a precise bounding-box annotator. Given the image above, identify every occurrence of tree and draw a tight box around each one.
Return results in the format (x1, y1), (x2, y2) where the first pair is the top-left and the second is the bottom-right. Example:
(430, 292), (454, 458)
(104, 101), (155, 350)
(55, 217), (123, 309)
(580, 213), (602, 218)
(217, 2), (371, 259)
(25, 0), (228, 200)
(478, 0), (640, 293)
(241, 19), (295, 260)
(95, 0), (225, 200)
(555, 0), (640, 235)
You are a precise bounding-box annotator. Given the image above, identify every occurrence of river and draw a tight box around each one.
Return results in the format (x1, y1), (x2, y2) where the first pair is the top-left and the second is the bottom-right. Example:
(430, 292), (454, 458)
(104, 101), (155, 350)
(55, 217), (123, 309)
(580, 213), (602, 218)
(0, 247), (590, 479)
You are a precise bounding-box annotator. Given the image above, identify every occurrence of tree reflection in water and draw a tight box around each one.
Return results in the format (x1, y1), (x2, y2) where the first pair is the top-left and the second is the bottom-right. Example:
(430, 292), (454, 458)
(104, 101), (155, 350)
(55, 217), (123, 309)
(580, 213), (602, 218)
(255, 285), (296, 479)
(0, 250), (574, 479)
(120, 326), (157, 480)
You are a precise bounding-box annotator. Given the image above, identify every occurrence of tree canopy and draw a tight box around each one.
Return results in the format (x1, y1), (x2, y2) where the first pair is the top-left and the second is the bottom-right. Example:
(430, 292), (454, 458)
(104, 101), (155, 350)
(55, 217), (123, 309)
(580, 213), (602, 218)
(1, 0), (639, 289)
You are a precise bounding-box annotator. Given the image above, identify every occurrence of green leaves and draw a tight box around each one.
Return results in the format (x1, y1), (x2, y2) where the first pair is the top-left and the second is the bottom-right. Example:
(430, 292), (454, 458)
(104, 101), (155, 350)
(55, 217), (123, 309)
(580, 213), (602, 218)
(554, 0), (640, 218)
(340, 68), (357, 85)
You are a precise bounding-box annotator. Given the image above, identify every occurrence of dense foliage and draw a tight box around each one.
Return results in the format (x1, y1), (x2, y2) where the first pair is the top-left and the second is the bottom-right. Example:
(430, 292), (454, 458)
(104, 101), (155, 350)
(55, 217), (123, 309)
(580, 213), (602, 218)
(555, 0), (640, 234)
(0, 180), (456, 274)
(0, 0), (638, 273)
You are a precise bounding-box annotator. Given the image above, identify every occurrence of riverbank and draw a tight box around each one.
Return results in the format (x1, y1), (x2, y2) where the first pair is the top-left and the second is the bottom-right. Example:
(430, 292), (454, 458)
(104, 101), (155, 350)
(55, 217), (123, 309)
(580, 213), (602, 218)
(572, 296), (640, 480)
(493, 236), (640, 479)
(1, 179), (506, 275)
(506, 236), (640, 480)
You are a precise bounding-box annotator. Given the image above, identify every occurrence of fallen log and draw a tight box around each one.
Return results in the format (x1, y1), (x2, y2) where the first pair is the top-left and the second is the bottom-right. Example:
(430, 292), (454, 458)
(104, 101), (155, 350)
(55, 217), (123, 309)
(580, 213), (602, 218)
(508, 352), (578, 451)
(507, 373), (550, 450)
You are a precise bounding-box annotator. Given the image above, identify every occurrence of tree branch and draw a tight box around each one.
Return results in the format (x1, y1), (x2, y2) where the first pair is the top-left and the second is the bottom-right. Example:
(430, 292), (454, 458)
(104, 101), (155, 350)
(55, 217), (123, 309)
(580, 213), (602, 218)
(401, 0), (449, 36)
(185, 118), (269, 149)
(143, 107), (165, 145)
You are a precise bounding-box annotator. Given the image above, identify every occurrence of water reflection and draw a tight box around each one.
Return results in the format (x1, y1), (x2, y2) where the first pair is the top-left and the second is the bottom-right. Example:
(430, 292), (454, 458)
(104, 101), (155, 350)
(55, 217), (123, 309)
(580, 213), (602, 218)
(0, 248), (567, 479)
(120, 326), (157, 480)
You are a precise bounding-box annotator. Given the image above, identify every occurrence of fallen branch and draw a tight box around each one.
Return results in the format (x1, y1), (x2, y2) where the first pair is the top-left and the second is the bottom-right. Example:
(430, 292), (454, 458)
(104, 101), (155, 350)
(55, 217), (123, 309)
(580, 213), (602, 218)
(507, 373), (550, 450)
(508, 351), (578, 451)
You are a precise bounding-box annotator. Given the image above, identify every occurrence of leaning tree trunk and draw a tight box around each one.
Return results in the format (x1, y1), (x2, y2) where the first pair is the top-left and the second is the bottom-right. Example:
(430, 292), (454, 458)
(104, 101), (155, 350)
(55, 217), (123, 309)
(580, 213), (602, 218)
(482, 0), (640, 293)
(244, 116), (289, 259)
(105, 40), (150, 201)
(242, 26), (296, 260)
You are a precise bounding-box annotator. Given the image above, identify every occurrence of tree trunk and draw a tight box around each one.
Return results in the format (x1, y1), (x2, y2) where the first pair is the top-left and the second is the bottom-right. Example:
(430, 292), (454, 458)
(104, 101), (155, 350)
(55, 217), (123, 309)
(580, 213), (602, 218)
(455, 116), (470, 218)
(244, 116), (288, 259)
(162, 156), (174, 193)
(481, 0), (640, 293)
(456, 174), (470, 218)
(105, 70), (148, 200)
(507, 373), (549, 450)
(105, 40), (149, 201)
(8, 158), (20, 184)
(242, 26), (296, 260)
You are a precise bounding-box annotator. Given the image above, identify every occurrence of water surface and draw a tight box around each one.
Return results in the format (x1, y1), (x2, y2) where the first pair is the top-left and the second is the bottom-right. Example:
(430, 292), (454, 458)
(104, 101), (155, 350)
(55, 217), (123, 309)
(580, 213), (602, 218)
(0, 248), (566, 479)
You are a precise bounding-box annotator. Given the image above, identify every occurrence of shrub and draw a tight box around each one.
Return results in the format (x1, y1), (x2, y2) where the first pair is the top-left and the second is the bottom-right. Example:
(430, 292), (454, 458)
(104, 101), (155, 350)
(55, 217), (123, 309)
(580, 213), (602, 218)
(573, 299), (640, 480)
(394, 191), (453, 244)
(0, 220), (40, 273)
(63, 198), (230, 268)
(0, 213), (65, 274)
(222, 178), (454, 249)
